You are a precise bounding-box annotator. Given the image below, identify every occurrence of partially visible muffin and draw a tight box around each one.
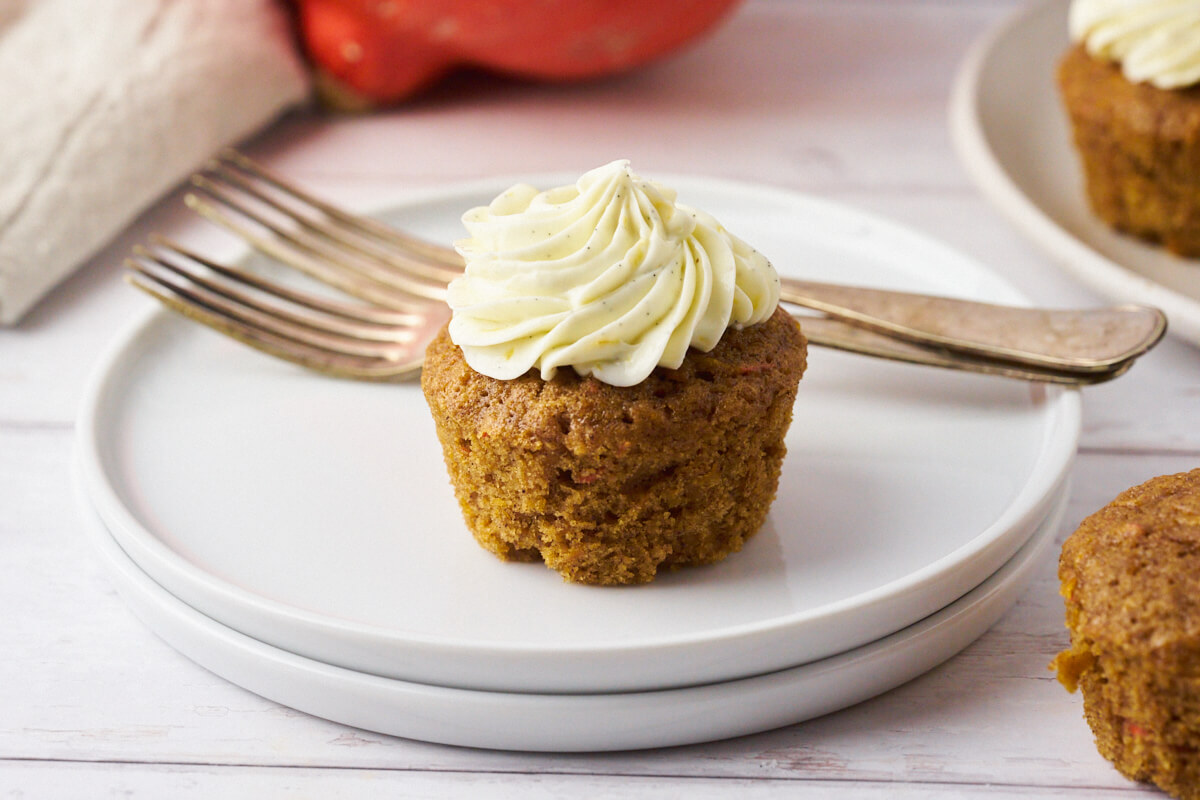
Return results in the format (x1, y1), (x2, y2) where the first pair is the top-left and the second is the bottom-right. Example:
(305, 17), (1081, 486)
(421, 160), (803, 585)
(1058, 1), (1200, 256)
(1054, 469), (1200, 799)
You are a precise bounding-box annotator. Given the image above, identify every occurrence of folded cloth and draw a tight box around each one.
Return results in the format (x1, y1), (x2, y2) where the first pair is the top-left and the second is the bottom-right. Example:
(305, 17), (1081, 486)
(0, 0), (310, 325)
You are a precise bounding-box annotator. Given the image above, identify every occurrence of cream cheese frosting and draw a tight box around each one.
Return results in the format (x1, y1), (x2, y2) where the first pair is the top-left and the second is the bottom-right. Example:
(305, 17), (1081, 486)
(446, 160), (781, 387)
(1070, 0), (1200, 89)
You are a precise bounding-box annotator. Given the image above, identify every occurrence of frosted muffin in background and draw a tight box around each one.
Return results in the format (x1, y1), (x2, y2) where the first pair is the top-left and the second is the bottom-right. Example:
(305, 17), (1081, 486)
(1058, 0), (1200, 256)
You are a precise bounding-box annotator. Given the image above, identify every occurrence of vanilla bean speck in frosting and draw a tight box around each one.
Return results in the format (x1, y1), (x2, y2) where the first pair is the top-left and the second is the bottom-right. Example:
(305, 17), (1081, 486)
(1070, 0), (1200, 89)
(446, 160), (781, 387)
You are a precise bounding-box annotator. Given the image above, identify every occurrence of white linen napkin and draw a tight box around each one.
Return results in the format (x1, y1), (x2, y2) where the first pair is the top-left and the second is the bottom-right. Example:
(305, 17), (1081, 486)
(0, 0), (311, 324)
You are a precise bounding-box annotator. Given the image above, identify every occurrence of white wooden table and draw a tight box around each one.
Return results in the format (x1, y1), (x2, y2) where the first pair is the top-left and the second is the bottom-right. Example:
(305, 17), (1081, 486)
(4, 1), (1198, 795)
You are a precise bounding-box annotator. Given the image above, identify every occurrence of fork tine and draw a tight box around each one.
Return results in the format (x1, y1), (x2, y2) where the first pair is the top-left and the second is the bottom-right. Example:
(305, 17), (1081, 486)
(216, 149), (464, 273)
(125, 241), (441, 378)
(194, 168), (460, 296)
(186, 176), (448, 302)
(130, 241), (426, 356)
(211, 149), (465, 285)
(183, 190), (443, 313)
(127, 254), (408, 360)
(145, 235), (421, 330)
(125, 268), (421, 380)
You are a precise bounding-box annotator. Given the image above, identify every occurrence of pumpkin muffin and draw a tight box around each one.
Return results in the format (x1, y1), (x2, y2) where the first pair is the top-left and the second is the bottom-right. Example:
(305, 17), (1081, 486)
(422, 306), (805, 585)
(1058, 3), (1200, 256)
(421, 160), (802, 584)
(1053, 469), (1200, 799)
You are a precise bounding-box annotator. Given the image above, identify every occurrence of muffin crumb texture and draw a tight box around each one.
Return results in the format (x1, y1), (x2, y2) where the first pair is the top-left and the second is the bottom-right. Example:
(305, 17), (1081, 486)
(421, 307), (806, 585)
(1054, 468), (1200, 799)
(1058, 43), (1200, 257)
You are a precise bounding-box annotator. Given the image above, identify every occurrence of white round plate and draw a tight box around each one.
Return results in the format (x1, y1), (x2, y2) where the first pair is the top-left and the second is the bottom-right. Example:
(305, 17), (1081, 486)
(77, 478), (1066, 752)
(76, 175), (1079, 694)
(950, 0), (1200, 346)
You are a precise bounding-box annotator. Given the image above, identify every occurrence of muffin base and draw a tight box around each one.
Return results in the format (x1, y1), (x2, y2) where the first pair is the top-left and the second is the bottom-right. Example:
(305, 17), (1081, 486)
(421, 307), (807, 585)
(1058, 44), (1200, 258)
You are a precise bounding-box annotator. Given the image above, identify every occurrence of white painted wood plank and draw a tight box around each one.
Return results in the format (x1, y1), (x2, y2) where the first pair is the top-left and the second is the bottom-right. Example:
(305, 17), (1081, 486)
(0, 761), (1164, 800)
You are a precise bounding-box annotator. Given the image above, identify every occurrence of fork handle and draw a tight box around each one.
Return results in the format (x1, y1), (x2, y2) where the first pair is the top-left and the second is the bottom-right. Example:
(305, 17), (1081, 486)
(798, 316), (1130, 385)
(779, 278), (1166, 372)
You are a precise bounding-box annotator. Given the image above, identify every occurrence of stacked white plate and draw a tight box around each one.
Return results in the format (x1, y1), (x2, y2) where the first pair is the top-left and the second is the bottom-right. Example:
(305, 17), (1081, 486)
(75, 176), (1079, 752)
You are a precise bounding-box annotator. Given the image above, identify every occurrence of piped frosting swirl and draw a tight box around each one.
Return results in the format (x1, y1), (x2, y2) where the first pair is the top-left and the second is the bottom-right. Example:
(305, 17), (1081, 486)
(1070, 0), (1200, 89)
(446, 160), (781, 386)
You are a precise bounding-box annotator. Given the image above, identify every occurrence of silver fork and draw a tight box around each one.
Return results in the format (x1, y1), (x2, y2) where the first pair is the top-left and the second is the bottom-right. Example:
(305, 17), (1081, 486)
(126, 149), (1166, 384)
(127, 237), (446, 380)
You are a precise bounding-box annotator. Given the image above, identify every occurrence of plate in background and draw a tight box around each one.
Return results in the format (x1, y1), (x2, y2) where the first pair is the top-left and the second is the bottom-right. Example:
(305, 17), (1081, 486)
(950, 0), (1200, 345)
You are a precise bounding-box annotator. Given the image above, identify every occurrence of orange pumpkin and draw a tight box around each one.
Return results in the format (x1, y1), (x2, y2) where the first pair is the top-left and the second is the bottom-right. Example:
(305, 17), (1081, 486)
(295, 0), (745, 108)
